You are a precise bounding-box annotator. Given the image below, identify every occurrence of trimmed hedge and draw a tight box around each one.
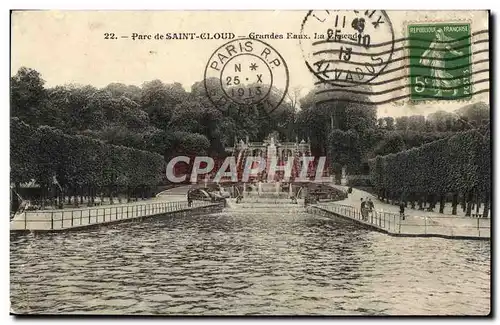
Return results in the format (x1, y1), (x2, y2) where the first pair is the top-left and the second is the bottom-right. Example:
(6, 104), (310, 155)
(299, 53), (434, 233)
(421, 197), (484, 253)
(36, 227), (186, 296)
(346, 175), (372, 187)
(368, 130), (490, 216)
(11, 118), (165, 201)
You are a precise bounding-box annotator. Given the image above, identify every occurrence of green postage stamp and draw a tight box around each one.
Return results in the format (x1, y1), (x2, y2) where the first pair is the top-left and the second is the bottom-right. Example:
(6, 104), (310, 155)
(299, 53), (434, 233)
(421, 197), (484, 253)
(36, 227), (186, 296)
(408, 23), (472, 101)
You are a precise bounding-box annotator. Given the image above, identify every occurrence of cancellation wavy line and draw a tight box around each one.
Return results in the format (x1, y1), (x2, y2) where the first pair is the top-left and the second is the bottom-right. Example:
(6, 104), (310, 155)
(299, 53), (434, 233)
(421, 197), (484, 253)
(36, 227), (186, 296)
(311, 29), (488, 48)
(312, 39), (488, 54)
(313, 39), (488, 58)
(314, 89), (489, 106)
(313, 54), (489, 70)
(312, 58), (489, 80)
(313, 47), (488, 61)
(315, 79), (489, 97)
(313, 68), (489, 86)
(312, 57), (487, 70)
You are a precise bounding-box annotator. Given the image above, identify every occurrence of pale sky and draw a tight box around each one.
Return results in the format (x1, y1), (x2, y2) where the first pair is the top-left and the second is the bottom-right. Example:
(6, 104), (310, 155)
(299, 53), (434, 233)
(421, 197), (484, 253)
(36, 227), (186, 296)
(11, 10), (489, 118)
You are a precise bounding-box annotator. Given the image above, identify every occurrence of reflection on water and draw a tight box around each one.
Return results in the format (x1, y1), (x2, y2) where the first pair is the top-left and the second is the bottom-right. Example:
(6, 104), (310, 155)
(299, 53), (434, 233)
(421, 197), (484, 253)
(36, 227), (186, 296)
(10, 210), (490, 315)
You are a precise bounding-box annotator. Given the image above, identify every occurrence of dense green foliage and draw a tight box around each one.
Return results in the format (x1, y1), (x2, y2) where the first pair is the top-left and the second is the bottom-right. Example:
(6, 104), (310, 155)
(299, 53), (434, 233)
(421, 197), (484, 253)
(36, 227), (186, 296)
(12, 67), (489, 170)
(11, 117), (165, 206)
(10, 68), (297, 158)
(369, 130), (490, 216)
(296, 84), (488, 174)
(10, 67), (491, 211)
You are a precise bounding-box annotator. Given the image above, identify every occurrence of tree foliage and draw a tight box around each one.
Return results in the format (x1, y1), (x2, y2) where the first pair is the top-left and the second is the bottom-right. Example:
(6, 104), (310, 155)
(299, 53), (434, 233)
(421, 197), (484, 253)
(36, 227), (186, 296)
(297, 84), (376, 156)
(10, 67), (491, 198)
(368, 130), (490, 215)
(11, 117), (164, 198)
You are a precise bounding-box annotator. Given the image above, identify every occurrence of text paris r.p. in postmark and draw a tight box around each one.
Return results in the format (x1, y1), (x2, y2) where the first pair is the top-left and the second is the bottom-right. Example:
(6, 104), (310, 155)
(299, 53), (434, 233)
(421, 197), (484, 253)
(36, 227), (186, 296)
(204, 38), (289, 117)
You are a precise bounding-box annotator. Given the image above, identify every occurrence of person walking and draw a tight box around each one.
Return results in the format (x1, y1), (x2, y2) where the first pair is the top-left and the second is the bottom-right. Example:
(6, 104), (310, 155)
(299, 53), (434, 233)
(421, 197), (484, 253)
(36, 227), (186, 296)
(367, 198), (375, 223)
(360, 198), (366, 220)
(399, 201), (405, 220)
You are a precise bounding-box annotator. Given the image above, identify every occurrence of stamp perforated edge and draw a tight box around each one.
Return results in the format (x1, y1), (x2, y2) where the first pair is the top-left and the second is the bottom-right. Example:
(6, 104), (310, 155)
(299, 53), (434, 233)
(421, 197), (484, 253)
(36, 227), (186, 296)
(400, 18), (480, 107)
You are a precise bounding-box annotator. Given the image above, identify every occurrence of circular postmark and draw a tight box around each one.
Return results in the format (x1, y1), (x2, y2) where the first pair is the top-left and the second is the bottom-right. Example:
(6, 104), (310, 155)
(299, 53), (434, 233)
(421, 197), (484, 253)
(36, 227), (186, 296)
(300, 10), (395, 87)
(204, 38), (289, 116)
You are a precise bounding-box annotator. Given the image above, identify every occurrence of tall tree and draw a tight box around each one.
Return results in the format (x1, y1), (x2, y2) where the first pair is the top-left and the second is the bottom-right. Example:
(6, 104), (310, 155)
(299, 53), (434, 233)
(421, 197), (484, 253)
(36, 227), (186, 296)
(377, 118), (385, 129)
(104, 83), (141, 102)
(408, 115), (426, 132)
(395, 116), (409, 131)
(427, 110), (457, 132)
(384, 117), (395, 130)
(140, 80), (187, 130)
(373, 132), (406, 156)
(11, 67), (47, 124)
(46, 84), (99, 131)
(455, 101), (490, 128)
(297, 84), (375, 156)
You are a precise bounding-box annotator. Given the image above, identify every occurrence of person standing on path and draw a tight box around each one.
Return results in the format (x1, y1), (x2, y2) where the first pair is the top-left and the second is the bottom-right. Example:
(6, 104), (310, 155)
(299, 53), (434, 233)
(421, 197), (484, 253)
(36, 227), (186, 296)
(367, 198), (375, 223)
(399, 202), (405, 220)
(187, 190), (193, 207)
(360, 198), (367, 220)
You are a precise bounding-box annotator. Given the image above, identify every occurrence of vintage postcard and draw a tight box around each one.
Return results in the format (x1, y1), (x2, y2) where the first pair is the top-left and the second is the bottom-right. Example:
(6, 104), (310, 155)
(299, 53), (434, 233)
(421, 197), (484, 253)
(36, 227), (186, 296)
(10, 10), (491, 316)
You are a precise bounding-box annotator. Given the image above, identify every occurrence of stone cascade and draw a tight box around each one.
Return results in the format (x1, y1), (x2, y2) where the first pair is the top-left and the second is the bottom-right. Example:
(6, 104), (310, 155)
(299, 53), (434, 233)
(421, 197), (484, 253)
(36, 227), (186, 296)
(231, 136), (312, 183)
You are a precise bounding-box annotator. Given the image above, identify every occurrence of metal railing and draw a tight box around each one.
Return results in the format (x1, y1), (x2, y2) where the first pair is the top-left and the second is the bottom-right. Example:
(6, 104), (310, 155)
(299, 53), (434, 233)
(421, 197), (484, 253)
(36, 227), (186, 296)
(312, 203), (490, 238)
(12, 200), (216, 231)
